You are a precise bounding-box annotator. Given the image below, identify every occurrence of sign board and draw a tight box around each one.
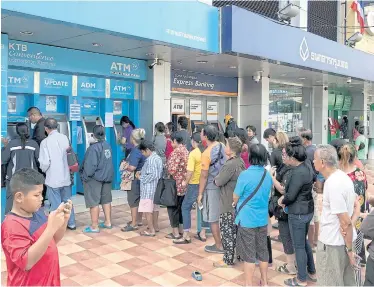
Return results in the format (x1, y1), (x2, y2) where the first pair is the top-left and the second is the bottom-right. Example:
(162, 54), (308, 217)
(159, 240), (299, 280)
(171, 70), (237, 97)
(207, 101), (218, 120)
(342, 95), (352, 111)
(7, 70), (34, 94)
(189, 100), (202, 120)
(69, 104), (81, 121)
(39, 72), (72, 96)
(105, 112), (114, 128)
(110, 80), (135, 99)
(171, 98), (185, 114)
(78, 76), (106, 98)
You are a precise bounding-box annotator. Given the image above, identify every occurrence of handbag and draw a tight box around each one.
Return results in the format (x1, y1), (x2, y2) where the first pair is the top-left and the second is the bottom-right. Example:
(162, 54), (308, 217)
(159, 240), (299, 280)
(154, 177), (178, 207)
(66, 146), (79, 173)
(235, 169), (267, 226)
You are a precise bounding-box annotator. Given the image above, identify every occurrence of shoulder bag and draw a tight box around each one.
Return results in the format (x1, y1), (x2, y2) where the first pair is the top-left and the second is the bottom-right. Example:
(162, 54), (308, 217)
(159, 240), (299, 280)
(154, 177), (178, 207)
(235, 169), (267, 226)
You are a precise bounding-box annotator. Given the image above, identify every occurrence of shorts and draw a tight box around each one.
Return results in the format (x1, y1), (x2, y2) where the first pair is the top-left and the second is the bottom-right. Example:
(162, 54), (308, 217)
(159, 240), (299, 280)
(202, 187), (220, 223)
(83, 179), (112, 208)
(310, 190), (320, 225)
(127, 180), (140, 208)
(236, 225), (269, 263)
(138, 199), (160, 213)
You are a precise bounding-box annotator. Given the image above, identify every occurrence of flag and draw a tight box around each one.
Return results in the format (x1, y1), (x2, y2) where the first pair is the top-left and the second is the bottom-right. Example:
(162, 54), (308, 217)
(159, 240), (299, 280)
(351, 0), (365, 34)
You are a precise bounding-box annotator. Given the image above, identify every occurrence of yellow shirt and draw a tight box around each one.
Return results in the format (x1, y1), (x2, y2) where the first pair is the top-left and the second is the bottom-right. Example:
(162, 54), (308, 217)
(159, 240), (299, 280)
(187, 148), (202, 184)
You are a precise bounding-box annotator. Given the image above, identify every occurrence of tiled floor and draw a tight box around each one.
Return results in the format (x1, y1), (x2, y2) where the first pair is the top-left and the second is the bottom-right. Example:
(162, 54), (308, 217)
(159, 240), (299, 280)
(0, 201), (366, 286)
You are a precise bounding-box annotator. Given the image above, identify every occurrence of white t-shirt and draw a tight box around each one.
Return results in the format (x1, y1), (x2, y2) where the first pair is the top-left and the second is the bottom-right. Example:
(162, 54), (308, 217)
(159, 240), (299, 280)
(319, 169), (357, 246)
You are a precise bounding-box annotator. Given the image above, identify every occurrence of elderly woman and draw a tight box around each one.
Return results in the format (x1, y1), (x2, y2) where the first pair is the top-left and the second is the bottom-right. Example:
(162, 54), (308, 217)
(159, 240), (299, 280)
(233, 144), (273, 286)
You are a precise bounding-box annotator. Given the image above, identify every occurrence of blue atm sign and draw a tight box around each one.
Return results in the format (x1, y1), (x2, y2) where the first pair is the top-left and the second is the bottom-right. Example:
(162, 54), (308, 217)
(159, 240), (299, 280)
(7, 69), (34, 94)
(110, 80), (135, 99)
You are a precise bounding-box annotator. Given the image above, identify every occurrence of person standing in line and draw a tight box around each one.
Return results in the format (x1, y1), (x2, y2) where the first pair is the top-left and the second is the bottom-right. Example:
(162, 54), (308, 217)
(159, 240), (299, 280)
(119, 116), (135, 158)
(166, 132), (189, 239)
(214, 136), (245, 267)
(177, 116), (192, 151)
(121, 129), (146, 232)
(360, 196), (374, 286)
(279, 137), (316, 286)
(80, 125), (114, 233)
(198, 125), (226, 254)
(233, 128), (251, 169)
(27, 107), (48, 206)
(353, 121), (360, 141)
(246, 125), (259, 145)
(2, 123), (40, 214)
(153, 122), (167, 165)
(165, 122), (176, 160)
(355, 126), (368, 167)
(233, 144), (273, 286)
(137, 140), (163, 237)
(314, 144), (358, 286)
(1, 168), (73, 287)
(340, 115), (349, 141)
(174, 133), (207, 244)
(38, 118), (76, 230)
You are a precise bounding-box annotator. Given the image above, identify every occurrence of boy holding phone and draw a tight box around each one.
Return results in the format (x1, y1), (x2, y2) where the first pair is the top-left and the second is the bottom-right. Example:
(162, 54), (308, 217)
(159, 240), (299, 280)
(1, 168), (73, 286)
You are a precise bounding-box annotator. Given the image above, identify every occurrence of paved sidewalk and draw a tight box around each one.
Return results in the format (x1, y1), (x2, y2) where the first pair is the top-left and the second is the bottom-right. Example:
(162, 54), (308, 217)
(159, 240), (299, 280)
(1, 205), (316, 286)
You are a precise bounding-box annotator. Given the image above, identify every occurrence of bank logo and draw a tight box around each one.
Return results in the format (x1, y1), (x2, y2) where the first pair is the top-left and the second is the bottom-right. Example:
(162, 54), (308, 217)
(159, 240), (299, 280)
(131, 62), (139, 71)
(300, 37), (309, 62)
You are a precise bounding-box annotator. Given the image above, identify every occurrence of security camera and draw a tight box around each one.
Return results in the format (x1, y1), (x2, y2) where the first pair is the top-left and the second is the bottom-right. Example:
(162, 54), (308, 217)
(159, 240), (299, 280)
(252, 72), (262, 83)
(346, 32), (363, 47)
(148, 58), (161, 69)
(347, 77), (352, 84)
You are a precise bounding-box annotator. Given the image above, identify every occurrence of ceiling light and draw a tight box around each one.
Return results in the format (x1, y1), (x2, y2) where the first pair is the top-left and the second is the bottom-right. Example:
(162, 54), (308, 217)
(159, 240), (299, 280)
(197, 60), (208, 64)
(299, 77), (306, 80)
(20, 31), (33, 36)
(92, 43), (102, 47)
(229, 66), (237, 69)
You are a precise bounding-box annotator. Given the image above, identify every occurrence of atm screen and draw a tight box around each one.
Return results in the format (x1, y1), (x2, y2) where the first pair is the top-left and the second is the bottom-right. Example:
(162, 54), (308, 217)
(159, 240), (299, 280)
(211, 122), (219, 130)
(85, 122), (96, 133)
(7, 124), (18, 140)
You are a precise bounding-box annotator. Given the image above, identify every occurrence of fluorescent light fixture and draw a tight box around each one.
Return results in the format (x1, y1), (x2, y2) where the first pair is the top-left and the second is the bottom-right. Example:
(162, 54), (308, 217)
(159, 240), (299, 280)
(229, 66), (237, 69)
(299, 77), (306, 80)
(92, 43), (102, 47)
(20, 31), (33, 35)
(197, 60), (208, 64)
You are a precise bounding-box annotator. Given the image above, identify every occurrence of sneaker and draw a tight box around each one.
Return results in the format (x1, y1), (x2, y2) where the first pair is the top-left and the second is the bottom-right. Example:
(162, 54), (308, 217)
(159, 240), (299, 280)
(204, 244), (224, 254)
(67, 226), (76, 231)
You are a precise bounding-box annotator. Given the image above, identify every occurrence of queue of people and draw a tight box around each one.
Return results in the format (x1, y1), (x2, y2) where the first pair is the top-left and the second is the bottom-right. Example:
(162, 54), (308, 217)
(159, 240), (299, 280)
(2, 110), (374, 287)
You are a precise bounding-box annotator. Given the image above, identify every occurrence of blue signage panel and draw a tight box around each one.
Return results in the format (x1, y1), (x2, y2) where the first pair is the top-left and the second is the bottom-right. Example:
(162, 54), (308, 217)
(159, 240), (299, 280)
(3, 1), (219, 52)
(110, 80), (135, 99)
(171, 70), (238, 96)
(78, 76), (106, 98)
(39, 72), (72, 96)
(81, 98), (100, 116)
(221, 6), (374, 82)
(8, 41), (147, 81)
(8, 70), (34, 94)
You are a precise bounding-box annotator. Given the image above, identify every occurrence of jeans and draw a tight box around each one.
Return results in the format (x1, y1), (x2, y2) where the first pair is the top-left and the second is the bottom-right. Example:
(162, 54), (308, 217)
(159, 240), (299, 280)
(47, 185), (76, 228)
(288, 213), (316, 282)
(181, 184), (199, 231)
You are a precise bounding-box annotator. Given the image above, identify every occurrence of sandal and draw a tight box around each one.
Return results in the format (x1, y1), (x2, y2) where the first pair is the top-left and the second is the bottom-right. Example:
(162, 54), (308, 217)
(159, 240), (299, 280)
(165, 233), (182, 239)
(98, 222), (113, 229)
(194, 231), (207, 242)
(173, 238), (191, 244)
(147, 227), (160, 232)
(83, 226), (100, 233)
(276, 263), (296, 275)
(127, 221), (143, 227)
(121, 225), (138, 232)
(307, 273), (317, 283)
(284, 277), (307, 287)
(270, 235), (281, 242)
(192, 271), (203, 281)
(140, 231), (156, 237)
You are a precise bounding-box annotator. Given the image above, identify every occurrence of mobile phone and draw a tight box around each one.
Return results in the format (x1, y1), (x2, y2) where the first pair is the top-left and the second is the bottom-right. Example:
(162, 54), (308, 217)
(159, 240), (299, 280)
(198, 202), (203, 210)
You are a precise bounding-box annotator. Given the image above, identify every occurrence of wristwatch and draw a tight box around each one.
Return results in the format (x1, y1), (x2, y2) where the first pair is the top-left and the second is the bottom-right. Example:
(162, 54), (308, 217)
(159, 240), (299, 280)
(346, 247), (353, 253)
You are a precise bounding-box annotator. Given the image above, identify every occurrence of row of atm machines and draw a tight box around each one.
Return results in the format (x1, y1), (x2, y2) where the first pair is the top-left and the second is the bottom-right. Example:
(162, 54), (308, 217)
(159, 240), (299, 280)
(171, 114), (224, 134)
(6, 112), (125, 194)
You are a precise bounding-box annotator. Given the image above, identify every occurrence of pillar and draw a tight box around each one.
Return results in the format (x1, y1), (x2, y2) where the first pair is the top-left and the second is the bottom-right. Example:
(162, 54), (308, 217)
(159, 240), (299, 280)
(237, 77), (270, 146)
(311, 86), (329, 145)
(141, 61), (171, 139)
(301, 87), (312, 131)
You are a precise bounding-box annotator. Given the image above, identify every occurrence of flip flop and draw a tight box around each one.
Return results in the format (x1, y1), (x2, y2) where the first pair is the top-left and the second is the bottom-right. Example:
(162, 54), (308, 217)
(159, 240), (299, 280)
(194, 231), (207, 242)
(173, 238), (192, 244)
(192, 271), (203, 281)
(83, 226), (100, 233)
(284, 277), (306, 287)
(127, 221), (143, 227)
(276, 263), (296, 275)
(165, 233), (182, 239)
(307, 273), (317, 283)
(147, 227), (160, 232)
(98, 222), (113, 229)
(140, 231), (156, 237)
(270, 235), (281, 242)
(121, 225), (138, 232)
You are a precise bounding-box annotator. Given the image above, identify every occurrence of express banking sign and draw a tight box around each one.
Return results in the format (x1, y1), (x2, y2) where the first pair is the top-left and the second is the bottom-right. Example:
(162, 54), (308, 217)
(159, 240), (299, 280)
(8, 41), (147, 81)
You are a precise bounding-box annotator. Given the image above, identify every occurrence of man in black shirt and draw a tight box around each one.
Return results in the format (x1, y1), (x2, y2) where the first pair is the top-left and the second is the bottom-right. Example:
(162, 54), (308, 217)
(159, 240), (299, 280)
(177, 116), (192, 151)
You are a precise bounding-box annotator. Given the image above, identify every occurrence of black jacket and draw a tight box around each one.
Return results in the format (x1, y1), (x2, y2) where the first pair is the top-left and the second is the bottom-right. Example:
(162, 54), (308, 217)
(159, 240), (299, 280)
(282, 161), (314, 215)
(80, 141), (114, 183)
(1, 137), (40, 181)
(32, 117), (47, 146)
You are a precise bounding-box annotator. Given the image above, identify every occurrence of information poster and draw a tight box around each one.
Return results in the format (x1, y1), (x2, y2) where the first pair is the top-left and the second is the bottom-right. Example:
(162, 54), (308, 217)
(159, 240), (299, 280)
(207, 101), (218, 121)
(105, 112), (114, 127)
(69, 104), (81, 121)
(189, 100), (202, 120)
(113, 101), (122, 115)
(46, 96), (57, 112)
(7, 96), (16, 113)
(171, 98), (185, 114)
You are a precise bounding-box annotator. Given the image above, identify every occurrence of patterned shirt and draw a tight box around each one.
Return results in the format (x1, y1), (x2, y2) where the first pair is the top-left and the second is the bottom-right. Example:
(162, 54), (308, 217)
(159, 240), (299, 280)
(347, 167), (367, 230)
(140, 152), (163, 200)
(167, 145), (189, 196)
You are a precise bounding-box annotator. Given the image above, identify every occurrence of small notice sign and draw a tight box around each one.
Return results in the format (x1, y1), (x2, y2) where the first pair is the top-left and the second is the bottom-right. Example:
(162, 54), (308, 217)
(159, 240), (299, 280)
(69, 104), (81, 121)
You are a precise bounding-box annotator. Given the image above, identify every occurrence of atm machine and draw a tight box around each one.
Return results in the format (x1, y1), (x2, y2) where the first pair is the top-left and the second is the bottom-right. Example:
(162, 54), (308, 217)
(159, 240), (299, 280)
(191, 120), (206, 133)
(207, 120), (224, 133)
(43, 114), (70, 141)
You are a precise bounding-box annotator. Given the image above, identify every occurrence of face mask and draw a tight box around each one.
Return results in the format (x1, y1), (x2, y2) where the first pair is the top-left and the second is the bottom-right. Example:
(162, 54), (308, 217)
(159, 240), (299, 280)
(30, 123), (36, 129)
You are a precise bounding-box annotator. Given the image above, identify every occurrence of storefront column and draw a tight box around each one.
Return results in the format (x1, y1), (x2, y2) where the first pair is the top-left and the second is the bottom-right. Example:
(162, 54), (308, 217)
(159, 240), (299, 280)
(301, 87), (312, 130)
(237, 77), (269, 145)
(311, 86), (329, 145)
(141, 61), (171, 138)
